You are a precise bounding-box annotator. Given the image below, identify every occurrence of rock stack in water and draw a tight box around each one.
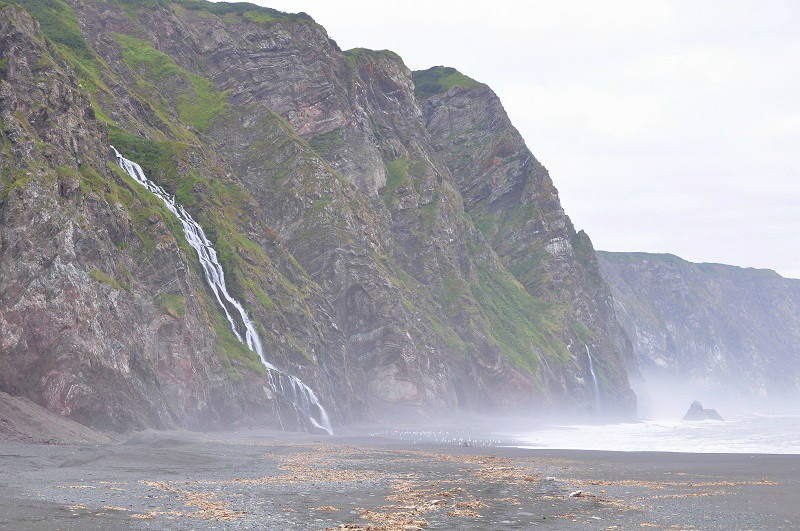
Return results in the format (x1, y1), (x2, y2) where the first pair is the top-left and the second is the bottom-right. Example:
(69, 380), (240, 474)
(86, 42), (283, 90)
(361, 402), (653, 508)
(683, 401), (724, 421)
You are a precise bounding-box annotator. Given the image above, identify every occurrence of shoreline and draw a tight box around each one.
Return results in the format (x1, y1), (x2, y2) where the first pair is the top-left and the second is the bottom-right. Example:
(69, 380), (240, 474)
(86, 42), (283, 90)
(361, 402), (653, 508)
(0, 430), (798, 530)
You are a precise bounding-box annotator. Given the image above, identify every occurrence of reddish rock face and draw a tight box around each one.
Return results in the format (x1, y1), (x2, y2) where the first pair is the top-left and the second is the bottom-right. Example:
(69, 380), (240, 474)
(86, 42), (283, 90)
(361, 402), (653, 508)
(0, 5), (347, 432)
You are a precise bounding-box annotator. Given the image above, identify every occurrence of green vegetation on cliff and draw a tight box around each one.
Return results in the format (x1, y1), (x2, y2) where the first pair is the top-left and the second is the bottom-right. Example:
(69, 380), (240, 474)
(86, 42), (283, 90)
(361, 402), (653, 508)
(174, 0), (309, 23)
(115, 33), (229, 132)
(111, 0), (308, 25)
(344, 48), (404, 71)
(473, 265), (569, 379)
(382, 158), (410, 198)
(12, 0), (90, 57)
(412, 66), (483, 101)
(307, 127), (344, 155)
(571, 321), (595, 344)
(89, 267), (127, 291)
(1, 166), (32, 202)
(379, 157), (430, 206)
(155, 293), (186, 318)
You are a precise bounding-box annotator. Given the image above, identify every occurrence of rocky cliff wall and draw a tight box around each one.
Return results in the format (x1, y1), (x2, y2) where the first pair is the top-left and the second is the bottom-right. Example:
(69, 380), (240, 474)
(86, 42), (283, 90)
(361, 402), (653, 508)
(0, 2), (360, 431)
(599, 251), (800, 411)
(0, 0), (636, 433)
(418, 68), (636, 412)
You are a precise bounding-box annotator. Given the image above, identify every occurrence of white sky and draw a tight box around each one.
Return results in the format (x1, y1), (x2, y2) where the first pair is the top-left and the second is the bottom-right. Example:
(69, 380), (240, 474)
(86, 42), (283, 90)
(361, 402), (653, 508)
(231, 0), (800, 279)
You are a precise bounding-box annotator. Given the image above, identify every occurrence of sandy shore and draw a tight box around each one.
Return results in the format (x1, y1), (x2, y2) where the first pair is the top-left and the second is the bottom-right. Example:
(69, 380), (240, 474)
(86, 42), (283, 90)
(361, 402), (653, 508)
(0, 429), (797, 530)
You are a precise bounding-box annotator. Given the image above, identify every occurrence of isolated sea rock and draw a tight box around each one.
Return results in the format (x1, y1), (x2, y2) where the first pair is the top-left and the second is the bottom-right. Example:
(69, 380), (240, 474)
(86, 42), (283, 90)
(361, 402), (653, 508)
(683, 401), (706, 420)
(683, 401), (724, 421)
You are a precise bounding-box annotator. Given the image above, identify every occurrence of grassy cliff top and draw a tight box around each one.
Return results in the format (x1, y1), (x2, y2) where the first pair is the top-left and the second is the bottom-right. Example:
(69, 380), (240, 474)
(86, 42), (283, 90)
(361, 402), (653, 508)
(343, 48), (406, 72)
(412, 66), (484, 101)
(169, 0), (312, 23)
(598, 250), (784, 279)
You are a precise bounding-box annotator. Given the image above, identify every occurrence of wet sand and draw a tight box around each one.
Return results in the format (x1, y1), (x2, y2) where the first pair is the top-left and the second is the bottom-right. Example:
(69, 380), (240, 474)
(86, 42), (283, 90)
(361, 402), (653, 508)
(0, 429), (798, 530)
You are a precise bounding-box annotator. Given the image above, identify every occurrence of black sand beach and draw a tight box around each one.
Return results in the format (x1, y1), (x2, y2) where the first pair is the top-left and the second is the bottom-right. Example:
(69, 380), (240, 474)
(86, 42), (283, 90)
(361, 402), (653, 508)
(0, 429), (797, 530)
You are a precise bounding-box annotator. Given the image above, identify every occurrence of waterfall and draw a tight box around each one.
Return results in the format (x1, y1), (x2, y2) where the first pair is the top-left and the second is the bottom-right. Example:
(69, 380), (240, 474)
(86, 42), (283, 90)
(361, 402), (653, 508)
(585, 345), (602, 415)
(111, 146), (332, 435)
(538, 351), (555, 381)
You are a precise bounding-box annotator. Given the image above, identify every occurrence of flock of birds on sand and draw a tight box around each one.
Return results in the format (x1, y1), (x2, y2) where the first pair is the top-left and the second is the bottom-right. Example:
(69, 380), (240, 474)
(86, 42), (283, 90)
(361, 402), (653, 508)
(367, 429), (520, 447)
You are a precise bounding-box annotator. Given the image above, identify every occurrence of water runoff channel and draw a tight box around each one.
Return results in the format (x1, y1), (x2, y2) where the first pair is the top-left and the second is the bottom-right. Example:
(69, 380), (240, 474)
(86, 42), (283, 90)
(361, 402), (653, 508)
(111, 146), (332, 435)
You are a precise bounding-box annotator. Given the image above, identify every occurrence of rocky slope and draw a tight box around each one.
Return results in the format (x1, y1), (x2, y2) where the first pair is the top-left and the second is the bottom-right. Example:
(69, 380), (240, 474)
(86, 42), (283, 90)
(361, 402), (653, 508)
(0, 391), (115, 444)
(599, 252), (800, 410)
(0, 0), (635, 435)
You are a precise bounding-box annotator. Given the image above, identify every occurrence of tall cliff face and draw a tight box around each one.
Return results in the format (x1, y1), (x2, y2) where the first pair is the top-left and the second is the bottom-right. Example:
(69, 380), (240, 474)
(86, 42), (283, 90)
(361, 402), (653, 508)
(417, 67), (635, 412)
(599, 252), (800, 410)
(0, 1), (361, 431)
(0, 4), (271, 430)
(0, 0), (635, 433)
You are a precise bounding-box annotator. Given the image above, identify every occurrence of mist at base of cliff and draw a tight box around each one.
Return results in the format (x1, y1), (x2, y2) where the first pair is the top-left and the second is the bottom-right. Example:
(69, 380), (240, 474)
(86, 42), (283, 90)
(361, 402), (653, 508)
(630, 371), (800, 419)
(356, 373), (800, 455)
(496, 373), (800, 455)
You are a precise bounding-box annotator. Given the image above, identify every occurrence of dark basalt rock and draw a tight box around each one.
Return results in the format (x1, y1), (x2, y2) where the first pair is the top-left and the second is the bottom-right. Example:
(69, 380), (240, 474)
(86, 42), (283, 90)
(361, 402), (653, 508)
(683, 401), (724, 421)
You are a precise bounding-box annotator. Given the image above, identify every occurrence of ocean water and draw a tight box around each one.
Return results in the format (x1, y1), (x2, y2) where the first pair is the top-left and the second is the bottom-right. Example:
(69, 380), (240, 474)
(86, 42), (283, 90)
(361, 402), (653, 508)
(505, 414), (800, 454)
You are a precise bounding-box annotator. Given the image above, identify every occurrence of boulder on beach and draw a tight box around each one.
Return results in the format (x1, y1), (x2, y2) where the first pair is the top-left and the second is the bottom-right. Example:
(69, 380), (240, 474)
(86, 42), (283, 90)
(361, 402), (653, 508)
(683, 400), (724, 421)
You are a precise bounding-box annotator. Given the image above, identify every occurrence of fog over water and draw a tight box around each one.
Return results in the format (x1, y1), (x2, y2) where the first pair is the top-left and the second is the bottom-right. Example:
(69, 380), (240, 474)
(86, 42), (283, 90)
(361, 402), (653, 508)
(505, 415), (800, 454)
(497, 374), (800, 454)
(363, 375), (800, 454)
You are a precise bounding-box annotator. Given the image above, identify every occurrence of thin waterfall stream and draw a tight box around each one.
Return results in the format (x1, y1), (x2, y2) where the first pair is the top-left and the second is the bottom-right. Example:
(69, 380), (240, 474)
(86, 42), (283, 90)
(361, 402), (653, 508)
(585, 345), (602, 415)
(111, 146), (332, 435)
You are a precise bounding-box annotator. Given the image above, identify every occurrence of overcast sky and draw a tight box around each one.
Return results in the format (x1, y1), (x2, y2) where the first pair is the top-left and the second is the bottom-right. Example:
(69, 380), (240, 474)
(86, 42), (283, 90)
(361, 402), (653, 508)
(236, 0), (800, 279)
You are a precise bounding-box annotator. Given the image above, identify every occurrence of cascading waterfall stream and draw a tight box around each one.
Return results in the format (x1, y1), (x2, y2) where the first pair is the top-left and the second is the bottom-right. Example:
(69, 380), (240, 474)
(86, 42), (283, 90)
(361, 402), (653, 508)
(584, 345), (602, 415)
(538, 352), (555, 380)
(111, 146), (332, 435)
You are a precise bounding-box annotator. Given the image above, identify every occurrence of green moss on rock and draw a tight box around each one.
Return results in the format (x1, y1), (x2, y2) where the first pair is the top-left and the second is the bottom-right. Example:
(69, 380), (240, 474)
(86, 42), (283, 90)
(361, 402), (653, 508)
(115, 33), (229, 132)
(380, 157), (411, 203)
(174, 0), (308, 23)
(571, 321), (595, 344)
(344, 48), (403, 69)
(473, 265), (569, 378)
(13, 0), (91, 59)
(155, 292), (186, 318)
(412, 66), (483, 101)
(89, 267), (127, 291)
(307, 127), (344, 155)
